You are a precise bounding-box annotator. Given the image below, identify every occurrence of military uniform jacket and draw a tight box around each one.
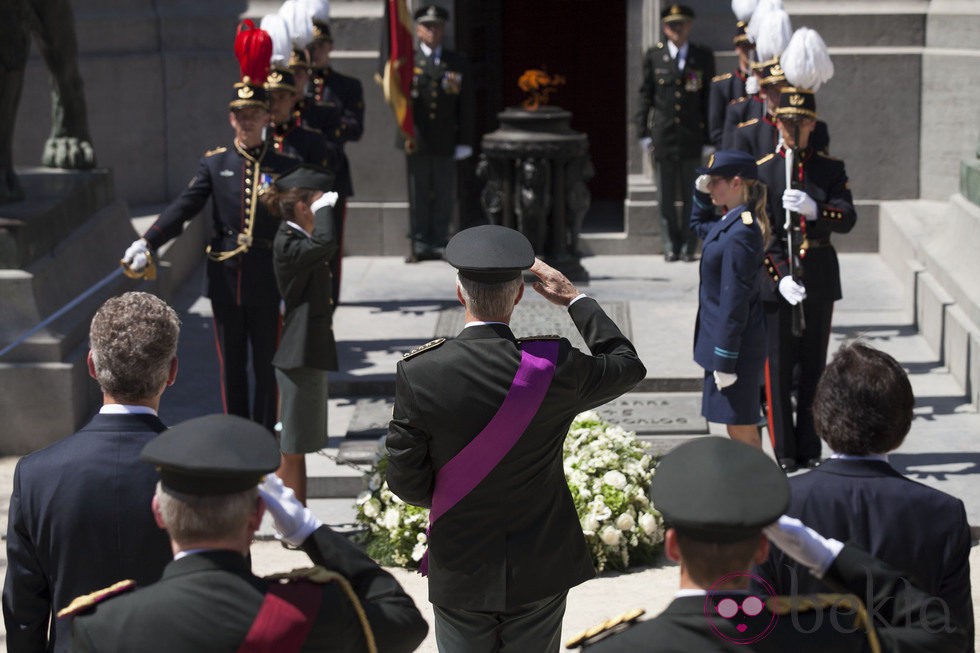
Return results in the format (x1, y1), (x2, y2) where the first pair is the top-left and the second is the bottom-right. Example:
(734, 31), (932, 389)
(386, 298), (646, 612)
(636, 41), (715, 159)
(721, 95), (763, 149)
(303, 67), (365, 197)
(271, 120), (334, 170)
(69, 525), (428, 653)
(708, 69), (748, 147)
(757, 148), (856, 302)
(692, 204), (766, 374)
(272, 205), (339, 371)
(733, 116), (831, 160)
(757, 458), (975, 648)
(586, 544), (969, 652)
(144, 144), (297, 308)
(2, 413), (172, 653)
(406, 47), (475, 156)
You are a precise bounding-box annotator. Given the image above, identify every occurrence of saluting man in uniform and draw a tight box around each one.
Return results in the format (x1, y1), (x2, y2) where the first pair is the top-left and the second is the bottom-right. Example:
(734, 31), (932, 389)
(120, 78), (297, 432)
(636, 4), (715, 262)
(402, 4), (475, 263)
(385, 225), (646, 652)
(757, 87), (856, 472)
(62, 414), (429, 652)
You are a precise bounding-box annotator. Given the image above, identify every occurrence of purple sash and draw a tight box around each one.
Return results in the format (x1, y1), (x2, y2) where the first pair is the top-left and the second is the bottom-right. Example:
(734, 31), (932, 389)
(418, 339), (559, 576)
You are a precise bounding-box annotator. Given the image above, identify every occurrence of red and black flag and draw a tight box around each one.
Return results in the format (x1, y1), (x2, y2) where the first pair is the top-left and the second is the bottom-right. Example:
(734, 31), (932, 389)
(376, 0), (415, 144)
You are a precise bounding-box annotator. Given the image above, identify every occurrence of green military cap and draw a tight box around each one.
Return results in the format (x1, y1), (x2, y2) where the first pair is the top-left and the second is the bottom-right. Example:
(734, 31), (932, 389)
(661, 4), (694, 23)
(415, 4), (449, 24)
(141, 414), (280, 496)
(651, 437), (788, 542)
(275, 164), (334, 192)
(445, 225), (535, 283)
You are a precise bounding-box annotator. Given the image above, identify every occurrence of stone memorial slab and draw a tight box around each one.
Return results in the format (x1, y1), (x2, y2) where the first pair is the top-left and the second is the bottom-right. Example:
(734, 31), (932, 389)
(345, 397), (395, 440)
(435, 301), (631, 351)
(595, 393), (707, 435)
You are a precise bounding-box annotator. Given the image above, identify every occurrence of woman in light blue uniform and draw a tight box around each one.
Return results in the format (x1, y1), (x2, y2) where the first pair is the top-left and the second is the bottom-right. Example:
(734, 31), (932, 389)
(690, 150), (768, 446)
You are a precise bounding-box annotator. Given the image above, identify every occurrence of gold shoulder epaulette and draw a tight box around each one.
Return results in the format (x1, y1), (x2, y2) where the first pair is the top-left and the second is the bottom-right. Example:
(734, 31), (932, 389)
(712, 72), (733, 83)
(520, 335), (561, 342)
(741, 211), (754, 225)
(204, 146), (227, 157)
(264, 565), (336, 584)
(57, 580), (136, 618)
(757, 153), (776, 165)
(403, 338), (446, 360)
(737, 118), (759, 128)
(565, 608), (645, 649)
(768, 593), (881, 653)
(729, 96), (748, 105)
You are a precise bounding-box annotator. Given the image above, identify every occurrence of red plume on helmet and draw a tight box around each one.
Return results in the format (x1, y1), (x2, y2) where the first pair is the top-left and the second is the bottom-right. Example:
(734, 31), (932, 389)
(235, 19), (273, 84)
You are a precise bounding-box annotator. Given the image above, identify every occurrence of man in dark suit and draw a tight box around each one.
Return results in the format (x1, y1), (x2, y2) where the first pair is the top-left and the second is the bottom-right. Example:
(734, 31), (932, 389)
(305, 19), (364, 305)
(757, 87), (855, 471)
(637, 4), (714, 262)
(64, 414), (428, 652)
(707, 20), (754, 148)
(572, 437), (969, 652)
(3, 292), (179, 652)
(120, 78), (297, 433)
(757, 342), (974, 650)
(385, 225), (646, 652)
(402, 4), (475, 263)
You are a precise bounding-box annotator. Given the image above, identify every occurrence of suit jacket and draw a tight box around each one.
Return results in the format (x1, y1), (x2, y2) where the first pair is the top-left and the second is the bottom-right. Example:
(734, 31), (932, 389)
(586, 544), (969, 652)
(386, 298), (646, 611)
(144, 144), (297, 308)
(757, 457), (974, 650)
(636, 41), (715, 159)
(708, 69), (748, 147)
(692, 204), (765, 374)
(272, 205), (339, 371)
(407, 47), (475, 156)
(757, 148), (856, 302)
(304, 67), (365, 197)
(733, 116), (831, 160)
(69, 526), (428, 653)
(2, 413), (172, 653)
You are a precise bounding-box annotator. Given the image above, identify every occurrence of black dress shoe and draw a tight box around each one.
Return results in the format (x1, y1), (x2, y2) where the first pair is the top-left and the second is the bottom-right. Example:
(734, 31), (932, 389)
(801, 458), (822, 469)
(665, 252), (679, 262)
(404, 254), (420, 263)
(682, 253), (696, 263)
(777, 458), (798, 473)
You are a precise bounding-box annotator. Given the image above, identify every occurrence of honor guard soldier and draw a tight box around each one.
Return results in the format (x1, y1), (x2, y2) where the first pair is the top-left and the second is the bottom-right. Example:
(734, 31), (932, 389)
(385, 225), (645, 652)
(120, 77), (297, 432)
(62, 414), (429, 653)
(758, 85), (855, 472)
(637, 4), (715, 262)
(304, 19), (364, 305)
(570, 437), (969, 652)
(266, 66), (333, 170)
(708, 19), (755, 148)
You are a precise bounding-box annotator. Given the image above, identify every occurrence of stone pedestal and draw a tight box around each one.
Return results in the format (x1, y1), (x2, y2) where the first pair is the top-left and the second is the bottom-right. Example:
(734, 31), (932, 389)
(478, 106), (591, 280)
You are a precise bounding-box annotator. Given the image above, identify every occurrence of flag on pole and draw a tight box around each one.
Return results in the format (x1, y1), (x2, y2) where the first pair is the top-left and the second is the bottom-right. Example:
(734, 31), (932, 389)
(376, 0), (415, 144)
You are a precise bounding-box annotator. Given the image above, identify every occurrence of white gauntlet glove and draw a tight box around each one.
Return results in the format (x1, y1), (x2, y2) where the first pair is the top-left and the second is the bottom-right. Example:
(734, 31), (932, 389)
(122, 238), (150, 273)
(745, 75), (760, 95)
(258, 474), (322, 547)
(453, 144), (473, 161)
(310, 191), (338, 213)
(764, 515), (844, 578)
(713, 371), (737, 389)
(639, 137), (653, 153)
(778, 276), (807, 305)
(782, 189), (818, 222)
(695, 174), (711, 193)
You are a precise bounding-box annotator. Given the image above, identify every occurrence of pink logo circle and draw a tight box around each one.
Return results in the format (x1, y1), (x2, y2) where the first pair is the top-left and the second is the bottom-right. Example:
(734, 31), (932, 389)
(703, 571), (778, 644)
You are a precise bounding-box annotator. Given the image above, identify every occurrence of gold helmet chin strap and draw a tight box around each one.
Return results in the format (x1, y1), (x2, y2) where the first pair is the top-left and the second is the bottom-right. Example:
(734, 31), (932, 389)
(206, 141), (268, 262)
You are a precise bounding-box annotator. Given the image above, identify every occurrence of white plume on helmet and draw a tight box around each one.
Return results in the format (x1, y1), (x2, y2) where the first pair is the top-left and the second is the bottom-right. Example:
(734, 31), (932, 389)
(732, 0), (759, 23)
(753, 4), (793, 63)
(261, 13), (291, 65)
(781, 28), (834, 92)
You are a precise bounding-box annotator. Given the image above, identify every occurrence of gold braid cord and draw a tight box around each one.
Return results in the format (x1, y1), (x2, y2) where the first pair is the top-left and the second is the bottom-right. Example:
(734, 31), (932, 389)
(767, 593), (881, 653)
(206, 142), (266, 262)
(264, 566), (378, 653)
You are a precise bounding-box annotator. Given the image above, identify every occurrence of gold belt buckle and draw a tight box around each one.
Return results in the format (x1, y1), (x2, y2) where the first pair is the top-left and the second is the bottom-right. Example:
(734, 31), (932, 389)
(236, 232), (253, 248)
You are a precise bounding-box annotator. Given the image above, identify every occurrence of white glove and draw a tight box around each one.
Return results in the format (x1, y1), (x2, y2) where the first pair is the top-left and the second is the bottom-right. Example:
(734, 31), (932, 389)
(453, 144), (473, 161)
(122, 238), (150, 273)
(639, 137), (653, 152)
(713, 371), (737, 389)
(310, 191), (338, 213)
(745, 75), (760, 95)
(782, 189), (818, 222)
(701, 145), (716, 160)
(258, 473), (322, 547)
(778, 276), (807, 305)
(695, 174), (711, 193)
(763, 515), (844, 578)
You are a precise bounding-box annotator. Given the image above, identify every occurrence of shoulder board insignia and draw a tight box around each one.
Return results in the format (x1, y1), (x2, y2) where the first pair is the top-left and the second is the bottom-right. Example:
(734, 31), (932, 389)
(757, 153), (776, 165)
(737, 118), (759, 128)
(403, 338), (446, 360)
(712, 72), (733, 82)
(57, 580), (136, 618)
(769, 593), (860, 616)
(565, 608), (645, 649)
(519, 335), (561, 342)
(741, 211), (754, 225)
(264, 565), (336, 585)
(204, 146), (227, 157)
(729, 96), (748, 105)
